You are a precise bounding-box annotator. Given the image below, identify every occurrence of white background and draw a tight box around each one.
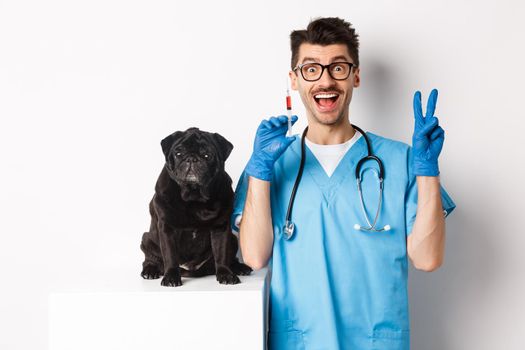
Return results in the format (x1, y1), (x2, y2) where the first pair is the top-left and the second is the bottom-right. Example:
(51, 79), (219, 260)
(1, 0), (525, 349)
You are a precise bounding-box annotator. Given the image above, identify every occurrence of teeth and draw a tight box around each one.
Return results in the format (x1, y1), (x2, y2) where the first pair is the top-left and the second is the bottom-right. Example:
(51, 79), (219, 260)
(315, 93), (338, 99)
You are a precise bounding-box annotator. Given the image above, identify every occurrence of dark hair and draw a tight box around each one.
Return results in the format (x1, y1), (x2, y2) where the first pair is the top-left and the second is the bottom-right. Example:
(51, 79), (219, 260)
(290, 17), (360, 70)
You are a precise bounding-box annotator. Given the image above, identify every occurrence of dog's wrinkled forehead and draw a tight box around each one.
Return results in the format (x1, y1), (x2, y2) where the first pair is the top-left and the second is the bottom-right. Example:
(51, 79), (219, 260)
(174, 129), (219, 156)
(176, 131), (206, 150)
(161, 127), (233, 162)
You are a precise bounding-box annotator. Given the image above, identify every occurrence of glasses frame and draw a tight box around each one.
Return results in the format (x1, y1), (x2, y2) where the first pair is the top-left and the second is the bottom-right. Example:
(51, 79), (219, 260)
(293, 61), (355, 82)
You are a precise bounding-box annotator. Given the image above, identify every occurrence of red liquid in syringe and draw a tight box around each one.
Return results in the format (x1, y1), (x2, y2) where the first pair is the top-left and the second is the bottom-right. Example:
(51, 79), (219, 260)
(286, 89), (292, 136)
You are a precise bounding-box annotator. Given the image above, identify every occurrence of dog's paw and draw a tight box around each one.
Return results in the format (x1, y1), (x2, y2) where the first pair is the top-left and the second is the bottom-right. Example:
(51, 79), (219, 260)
(141, 265), (162, 280)
(216, 267), (241, 285)
(231, 262), (253, 276)
(161, 269), (182, 287)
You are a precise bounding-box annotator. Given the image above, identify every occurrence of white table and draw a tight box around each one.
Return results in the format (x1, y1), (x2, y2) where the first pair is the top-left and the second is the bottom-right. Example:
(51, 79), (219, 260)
(49, 267), (269, 350)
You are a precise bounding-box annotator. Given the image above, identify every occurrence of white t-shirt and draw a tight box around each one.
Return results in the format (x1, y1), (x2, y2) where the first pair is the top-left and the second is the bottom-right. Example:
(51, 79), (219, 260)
(305, 131), (362, 177)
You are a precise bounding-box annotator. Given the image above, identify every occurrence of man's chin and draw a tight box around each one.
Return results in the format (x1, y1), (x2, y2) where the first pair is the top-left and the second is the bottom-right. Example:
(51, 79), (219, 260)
(312, 111), (345, 126)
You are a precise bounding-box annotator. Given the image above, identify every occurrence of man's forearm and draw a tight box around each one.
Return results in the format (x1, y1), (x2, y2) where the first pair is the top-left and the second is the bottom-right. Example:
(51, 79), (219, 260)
(238, 176), (274, 270)
(407, 176), (446, 272)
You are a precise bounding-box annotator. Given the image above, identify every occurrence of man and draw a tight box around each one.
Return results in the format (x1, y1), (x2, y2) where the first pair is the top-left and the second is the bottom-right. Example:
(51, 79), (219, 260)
(232, 17), (455, 350)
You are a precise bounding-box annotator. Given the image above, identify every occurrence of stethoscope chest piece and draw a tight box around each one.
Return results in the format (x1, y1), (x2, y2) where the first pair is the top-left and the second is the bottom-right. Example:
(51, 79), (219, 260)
(283, 220), (295, 240)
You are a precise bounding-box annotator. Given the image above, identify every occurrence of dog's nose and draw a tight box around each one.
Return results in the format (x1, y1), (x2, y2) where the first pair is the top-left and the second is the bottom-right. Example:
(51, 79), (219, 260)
(185, 155), (198, 163)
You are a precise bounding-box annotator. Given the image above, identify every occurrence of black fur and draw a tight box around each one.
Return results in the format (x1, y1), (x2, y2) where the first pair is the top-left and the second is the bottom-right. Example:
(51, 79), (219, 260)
(140, 128), (252, 287)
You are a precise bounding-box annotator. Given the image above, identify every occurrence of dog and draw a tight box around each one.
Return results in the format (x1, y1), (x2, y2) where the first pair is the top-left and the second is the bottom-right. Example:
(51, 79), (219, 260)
(140, 127), (252, 287)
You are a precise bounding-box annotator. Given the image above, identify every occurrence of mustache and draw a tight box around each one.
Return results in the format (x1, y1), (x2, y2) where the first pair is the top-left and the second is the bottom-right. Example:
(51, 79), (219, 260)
(311, 87), (343, 95)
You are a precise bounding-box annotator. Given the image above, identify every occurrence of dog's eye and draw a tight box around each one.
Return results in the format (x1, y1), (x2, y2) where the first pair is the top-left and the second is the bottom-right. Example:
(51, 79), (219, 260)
(203, 154), (209, 159)
(175, 152), (182, 157)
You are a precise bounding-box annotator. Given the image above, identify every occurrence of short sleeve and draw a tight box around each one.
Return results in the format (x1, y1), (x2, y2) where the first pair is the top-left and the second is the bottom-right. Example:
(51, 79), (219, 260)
(231, 170), (249, 233)
(405, 148), (456, 235)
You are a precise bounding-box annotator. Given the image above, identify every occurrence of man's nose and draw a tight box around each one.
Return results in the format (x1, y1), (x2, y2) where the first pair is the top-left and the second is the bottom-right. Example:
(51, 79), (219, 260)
(317, 67), (336, 86)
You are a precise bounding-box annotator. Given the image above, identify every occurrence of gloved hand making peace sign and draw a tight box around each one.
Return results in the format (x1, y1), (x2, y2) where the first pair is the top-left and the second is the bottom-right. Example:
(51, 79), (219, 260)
(412, 88), (445, 177)
(245, 115), (298, 181)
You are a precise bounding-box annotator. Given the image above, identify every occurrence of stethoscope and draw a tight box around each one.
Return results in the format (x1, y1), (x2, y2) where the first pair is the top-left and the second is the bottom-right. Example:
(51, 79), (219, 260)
(282, 124), (391, 240)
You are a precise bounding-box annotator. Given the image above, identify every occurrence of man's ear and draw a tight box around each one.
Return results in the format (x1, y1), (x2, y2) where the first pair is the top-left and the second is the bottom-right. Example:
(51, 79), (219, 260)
(160, 131), (183, 161)
(289, 70), (298, 90)
(212, 133), (233, 161)
(353, 67), (360, 88)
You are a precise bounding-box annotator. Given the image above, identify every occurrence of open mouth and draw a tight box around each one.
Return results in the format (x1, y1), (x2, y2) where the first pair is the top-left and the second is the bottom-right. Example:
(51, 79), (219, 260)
(313, 92), (340, 112)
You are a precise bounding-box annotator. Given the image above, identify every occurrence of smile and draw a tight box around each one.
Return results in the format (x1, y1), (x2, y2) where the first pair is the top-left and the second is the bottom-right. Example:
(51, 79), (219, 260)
(313, 92), (340, 112)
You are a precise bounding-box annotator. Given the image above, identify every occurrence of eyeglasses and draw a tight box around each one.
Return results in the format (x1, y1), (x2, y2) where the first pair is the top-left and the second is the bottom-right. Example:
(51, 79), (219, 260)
(293, 62), (355, 82)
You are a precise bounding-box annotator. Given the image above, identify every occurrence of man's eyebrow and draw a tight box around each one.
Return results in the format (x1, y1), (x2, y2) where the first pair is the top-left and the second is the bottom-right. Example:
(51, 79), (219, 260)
(300, 55), (352, 64)
(301, 57), (320, 64)
(331, 55), (351, 62)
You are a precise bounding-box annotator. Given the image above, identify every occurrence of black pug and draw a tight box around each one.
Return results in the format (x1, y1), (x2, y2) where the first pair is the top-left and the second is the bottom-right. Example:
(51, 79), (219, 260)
(140, 127), (252, 287)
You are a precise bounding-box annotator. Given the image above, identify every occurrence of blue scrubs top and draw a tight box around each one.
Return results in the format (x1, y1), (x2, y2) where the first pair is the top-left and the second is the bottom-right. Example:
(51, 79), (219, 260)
(232, 132), (456, 350)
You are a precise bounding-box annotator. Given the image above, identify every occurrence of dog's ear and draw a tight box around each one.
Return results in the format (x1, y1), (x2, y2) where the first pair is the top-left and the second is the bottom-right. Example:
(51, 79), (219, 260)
(161, 131), (183, 160)
(212, 133), (233, 161)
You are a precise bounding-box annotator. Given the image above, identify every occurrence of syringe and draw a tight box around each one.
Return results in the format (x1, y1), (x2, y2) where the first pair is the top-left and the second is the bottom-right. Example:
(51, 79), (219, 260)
(286, 83), (293, 136)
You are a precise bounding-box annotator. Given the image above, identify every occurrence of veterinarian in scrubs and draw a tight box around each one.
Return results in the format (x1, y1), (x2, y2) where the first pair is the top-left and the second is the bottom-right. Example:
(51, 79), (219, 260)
(232, 17), (456, 350)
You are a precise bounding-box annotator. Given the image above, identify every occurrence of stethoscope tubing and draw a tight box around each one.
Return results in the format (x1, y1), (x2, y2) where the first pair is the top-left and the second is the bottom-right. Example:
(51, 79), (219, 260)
(283, 127), (308, 238)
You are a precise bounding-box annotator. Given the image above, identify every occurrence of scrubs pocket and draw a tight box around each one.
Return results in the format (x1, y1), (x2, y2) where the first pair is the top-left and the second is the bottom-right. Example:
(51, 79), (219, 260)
(372, 330), (410, 350)
(268, 330), (305, 350)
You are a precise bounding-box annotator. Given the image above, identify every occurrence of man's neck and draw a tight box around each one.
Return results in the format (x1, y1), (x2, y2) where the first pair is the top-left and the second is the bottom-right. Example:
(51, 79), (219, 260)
(305, 119), (356, 145)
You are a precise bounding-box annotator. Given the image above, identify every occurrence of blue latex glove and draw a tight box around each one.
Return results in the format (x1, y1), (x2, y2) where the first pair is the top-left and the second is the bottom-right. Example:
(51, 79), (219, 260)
(412, 88), (445, 176)
(245, 115), (298, 181)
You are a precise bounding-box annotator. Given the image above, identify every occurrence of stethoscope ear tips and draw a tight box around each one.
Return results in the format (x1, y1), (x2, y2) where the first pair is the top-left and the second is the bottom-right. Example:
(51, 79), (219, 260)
(383, 225), (391, 231)
(353, 224), (361, 230)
